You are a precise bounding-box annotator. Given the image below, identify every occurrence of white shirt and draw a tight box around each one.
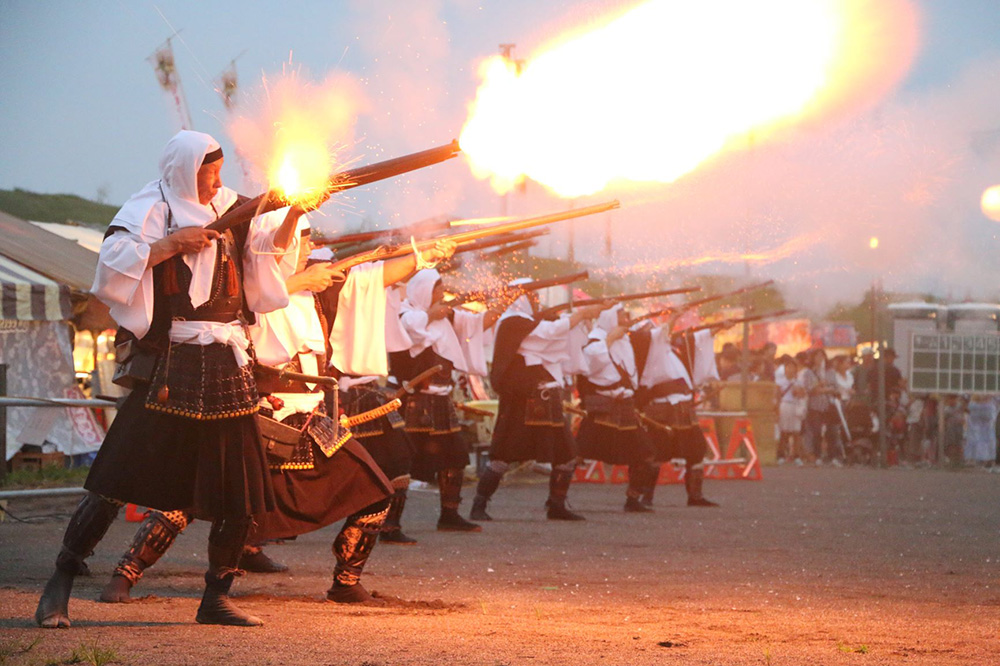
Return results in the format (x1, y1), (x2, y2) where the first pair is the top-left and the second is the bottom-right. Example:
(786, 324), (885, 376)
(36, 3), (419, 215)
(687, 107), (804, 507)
(639, 325), (694, 405)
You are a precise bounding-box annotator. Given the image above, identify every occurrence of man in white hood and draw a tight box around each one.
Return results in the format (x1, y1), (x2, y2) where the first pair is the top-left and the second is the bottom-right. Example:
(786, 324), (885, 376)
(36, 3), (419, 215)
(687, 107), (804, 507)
(392, 268), (499, 531)
(633, 324), (720, 507)
(36, 130), (310, 628)
(470, 283), (602, 522)
(322, 247), (453, 546)
(95, 216), (447, 605)
(575, 304), (658, 512)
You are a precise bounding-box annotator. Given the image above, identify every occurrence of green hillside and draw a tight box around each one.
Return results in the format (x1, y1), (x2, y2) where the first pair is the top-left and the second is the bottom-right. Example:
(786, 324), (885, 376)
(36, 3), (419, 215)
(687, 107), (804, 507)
(0, 188), (119, 228)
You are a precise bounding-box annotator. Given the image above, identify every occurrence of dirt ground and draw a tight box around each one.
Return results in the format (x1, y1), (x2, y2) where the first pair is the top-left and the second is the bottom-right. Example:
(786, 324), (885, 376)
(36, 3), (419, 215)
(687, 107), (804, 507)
(1, 465), (998, 666)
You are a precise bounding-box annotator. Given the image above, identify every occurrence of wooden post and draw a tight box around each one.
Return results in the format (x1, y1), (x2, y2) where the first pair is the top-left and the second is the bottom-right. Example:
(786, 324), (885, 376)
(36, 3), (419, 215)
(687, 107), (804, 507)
(0, 364), (7, 482)
(937, 395), (946, 465)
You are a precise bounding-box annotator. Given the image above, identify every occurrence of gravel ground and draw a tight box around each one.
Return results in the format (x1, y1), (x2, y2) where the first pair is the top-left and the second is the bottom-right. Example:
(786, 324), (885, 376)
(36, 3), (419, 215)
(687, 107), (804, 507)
(1, 465), (998, 665)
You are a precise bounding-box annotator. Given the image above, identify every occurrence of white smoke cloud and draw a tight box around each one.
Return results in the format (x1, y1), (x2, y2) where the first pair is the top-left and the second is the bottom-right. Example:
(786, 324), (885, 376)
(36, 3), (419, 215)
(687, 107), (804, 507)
(591, 52), (1000, 312)
(453, 49), (1000, 314)
(296, 2), (1000, 315)
(335, 0), (468, 229)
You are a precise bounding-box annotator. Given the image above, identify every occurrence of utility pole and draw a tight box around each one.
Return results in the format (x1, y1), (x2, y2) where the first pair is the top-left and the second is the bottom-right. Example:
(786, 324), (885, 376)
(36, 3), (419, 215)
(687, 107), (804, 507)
(741, 265), (751, 411)
(0, 365), (7, 483)
(875, 279), (888, 466)
(604, 212), (612, 258)
(567, 199), (576, 264)
(740, 131), (756, 411)
(497, 44), (524, 219)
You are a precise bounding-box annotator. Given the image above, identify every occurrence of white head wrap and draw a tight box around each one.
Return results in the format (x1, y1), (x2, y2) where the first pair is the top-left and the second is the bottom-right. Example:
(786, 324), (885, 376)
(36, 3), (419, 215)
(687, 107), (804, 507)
(403, 268), (439, 313)
(112, 130), (238, 308)
(498, 277), (535, 324)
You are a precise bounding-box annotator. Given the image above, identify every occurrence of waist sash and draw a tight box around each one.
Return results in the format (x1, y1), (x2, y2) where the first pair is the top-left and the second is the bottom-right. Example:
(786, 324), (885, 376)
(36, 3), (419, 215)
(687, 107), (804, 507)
(583, 393), (639, 430)
(643, 399), (697, 428)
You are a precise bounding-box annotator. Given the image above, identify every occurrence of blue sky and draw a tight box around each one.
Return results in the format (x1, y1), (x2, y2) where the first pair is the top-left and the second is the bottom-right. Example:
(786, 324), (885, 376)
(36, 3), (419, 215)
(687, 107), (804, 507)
(2, 1), (999, 306)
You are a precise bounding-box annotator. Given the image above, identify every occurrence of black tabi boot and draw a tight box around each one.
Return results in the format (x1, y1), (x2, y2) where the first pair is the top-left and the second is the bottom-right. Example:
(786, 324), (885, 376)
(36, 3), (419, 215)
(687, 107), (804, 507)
(196, 518), (262, 627)
(546, 468), (585, 521)
(380, 487), (418, 545)
(100, 510), (187, 603)
(36, 492), (120, 628)
(640, 463), (660, 508)
(685, 465), (719, 507)
(327, 506), (388, 604)
(469, 466), (503, 522)
(238, 545), (289, 573)
(624, 464), (655, 513)
(436, 468), (482, 532)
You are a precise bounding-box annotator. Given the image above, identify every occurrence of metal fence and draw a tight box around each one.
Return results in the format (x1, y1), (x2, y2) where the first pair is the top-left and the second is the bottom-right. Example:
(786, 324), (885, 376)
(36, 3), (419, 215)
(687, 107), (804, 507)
(0, 363), (115, 496)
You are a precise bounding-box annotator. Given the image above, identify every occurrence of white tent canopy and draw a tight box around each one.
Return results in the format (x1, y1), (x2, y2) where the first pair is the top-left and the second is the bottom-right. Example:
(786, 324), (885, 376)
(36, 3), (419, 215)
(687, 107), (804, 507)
(0, 255), (103, 462)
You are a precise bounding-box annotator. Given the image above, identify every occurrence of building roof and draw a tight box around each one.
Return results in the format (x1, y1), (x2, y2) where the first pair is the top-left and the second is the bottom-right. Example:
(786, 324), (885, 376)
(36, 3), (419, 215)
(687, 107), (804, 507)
(0, 210), (99, 292)
(29, 221), (105, 253)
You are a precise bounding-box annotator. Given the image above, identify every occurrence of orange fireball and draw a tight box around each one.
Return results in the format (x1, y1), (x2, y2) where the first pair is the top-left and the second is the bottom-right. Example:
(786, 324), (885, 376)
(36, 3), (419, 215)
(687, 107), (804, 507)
(228, 68), (367, 209)
(268, 132), (332, 207)
(460, 0), (918, 198)
(982, 185), (1000, 223)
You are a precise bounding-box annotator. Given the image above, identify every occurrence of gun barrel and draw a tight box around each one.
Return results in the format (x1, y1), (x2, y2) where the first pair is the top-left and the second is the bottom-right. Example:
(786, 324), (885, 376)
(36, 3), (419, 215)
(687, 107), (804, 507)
(324, 201), (617, 277)
(456, 229), (550, 255)
(539, 285), (699, 319)
(685, 308), (798, 333)
(481, 239), (537, 258)
(454, 270), (589, 304)
(518, 270), (590, 292)
(677, 279), (777, 312)
(208, 140), (461, 233)
(441, 200), (619, 247)
(317, 217), (454, 247)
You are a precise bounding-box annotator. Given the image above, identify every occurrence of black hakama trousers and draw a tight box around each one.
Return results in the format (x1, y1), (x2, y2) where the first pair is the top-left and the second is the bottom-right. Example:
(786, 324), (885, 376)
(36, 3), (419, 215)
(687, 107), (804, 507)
(85, 384), (274, 521)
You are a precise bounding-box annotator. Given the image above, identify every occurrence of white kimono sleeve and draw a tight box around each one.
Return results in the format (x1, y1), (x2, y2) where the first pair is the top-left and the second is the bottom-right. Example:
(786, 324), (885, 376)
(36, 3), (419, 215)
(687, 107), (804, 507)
(520, 316), (570, 350)
(481, 323), (496, 367)
(91, 202), (170, 339)
(242, 211), (298, 314)
(399, 310), (444, 354)
(517, 316), (571, 385)
(452, 309), (488, 377)
(582, 337), (615, 382)
(384, 285), (412, 353)
(92, 231), (155, 338)
(692, 329), (720, 385)
(561, 320), (590, 377)
(329, 262), (389, 376)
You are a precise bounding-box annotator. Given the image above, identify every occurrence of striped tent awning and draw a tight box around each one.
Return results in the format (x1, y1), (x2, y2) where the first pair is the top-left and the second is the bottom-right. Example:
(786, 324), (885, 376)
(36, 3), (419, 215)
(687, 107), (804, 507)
(0, 255), (73, 322)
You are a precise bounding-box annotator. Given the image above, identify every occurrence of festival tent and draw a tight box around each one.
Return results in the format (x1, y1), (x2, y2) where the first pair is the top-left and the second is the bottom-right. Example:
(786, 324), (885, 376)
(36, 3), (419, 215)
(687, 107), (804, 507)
(30, 220), (105, 253)
(0, 210), (110, 462)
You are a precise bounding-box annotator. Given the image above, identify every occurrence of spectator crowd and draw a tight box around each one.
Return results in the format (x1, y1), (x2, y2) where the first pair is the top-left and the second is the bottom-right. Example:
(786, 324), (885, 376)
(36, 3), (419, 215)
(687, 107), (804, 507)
(714, 343), (1000, 470)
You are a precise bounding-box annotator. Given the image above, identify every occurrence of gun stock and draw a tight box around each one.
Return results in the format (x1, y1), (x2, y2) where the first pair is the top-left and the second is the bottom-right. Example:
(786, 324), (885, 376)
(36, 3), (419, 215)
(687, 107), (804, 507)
(480, 238), (537, 258)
